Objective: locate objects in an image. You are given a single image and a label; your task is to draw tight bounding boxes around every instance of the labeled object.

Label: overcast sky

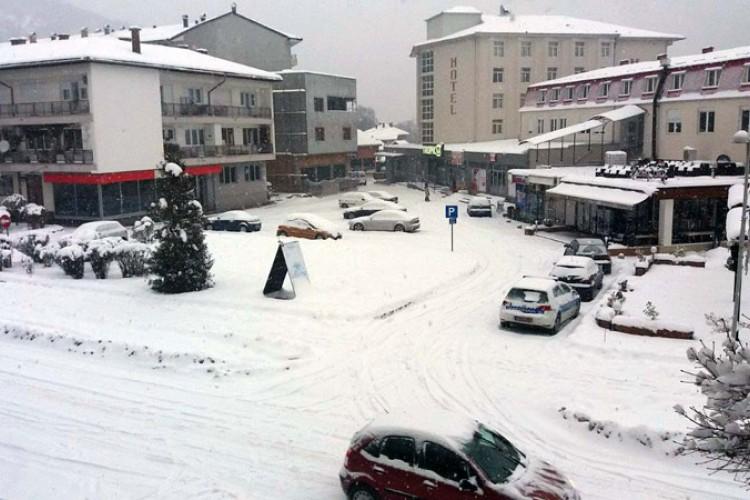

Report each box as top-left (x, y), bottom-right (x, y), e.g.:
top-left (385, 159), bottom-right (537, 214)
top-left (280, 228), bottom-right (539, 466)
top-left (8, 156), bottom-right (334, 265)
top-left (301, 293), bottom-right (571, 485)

top-left (69, 0), bottom-right (750, 122)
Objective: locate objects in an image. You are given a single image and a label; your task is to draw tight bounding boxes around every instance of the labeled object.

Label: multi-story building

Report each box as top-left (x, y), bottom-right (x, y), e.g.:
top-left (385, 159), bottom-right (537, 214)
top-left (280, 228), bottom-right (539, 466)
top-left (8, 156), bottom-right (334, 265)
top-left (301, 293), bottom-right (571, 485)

top-left (411, 5), bottom-right (683, 144)
top-left (269, 71), bottom-right (357, 193)
top-left (520, 45), bottom-right (750, 163)
top-left (0, 31), bottom-right (280, 220)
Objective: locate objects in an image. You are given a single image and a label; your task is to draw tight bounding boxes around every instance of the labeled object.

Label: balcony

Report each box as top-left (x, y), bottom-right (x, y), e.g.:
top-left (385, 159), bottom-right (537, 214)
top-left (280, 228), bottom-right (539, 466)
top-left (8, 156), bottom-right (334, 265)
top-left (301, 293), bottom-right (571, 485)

top-left (0, 149), bottom-right (94, 164)
top-left (161, 103), bottom-right (272, 120)
top-left (177, 143), bottom-right (273, 159)
top-left (0, 100), bottom-right (90, 118)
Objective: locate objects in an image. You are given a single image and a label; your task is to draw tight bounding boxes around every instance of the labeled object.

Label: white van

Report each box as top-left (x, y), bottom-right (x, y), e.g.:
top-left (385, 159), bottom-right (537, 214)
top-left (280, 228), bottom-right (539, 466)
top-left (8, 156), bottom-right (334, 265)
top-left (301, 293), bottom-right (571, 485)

top-left (339, 191), bottom-right (375, 208)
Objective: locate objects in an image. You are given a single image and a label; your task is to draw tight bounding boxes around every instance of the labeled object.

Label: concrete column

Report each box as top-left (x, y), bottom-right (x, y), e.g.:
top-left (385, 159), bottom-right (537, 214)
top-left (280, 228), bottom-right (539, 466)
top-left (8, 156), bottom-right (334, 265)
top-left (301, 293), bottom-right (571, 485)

top-left (658, 198), bottom-right (674, 247)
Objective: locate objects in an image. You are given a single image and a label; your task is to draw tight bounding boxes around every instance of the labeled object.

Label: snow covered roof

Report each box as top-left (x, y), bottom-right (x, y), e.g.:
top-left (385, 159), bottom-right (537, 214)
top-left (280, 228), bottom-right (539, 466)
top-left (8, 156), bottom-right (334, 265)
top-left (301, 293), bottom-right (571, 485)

top-left (508, 166), bottom-right (598, 179)
top-left (0, 36), bottom-right (281, 81)
top-left (357, 129), bottom-right (383, 147)
top-left (531, 45), bottom-right (750, 88)
top-left (444, 138), bottom-right (529, 155)
top-left (555, 255), bottom-right (596, 268)
top-left (364, 124), bottom-right (410, 143)
top-left (277, 69), bottom-right (356, 81)
top-left (547, 182), bottom-right (650, 208)
top-left (413, 13), bottom-right (683, 53)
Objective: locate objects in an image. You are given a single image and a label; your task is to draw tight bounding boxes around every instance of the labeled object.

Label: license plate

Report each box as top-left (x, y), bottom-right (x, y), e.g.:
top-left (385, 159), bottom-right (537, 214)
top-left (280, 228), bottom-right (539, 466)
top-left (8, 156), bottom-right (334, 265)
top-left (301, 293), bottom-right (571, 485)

top-left (514, 316), bottom-right (533, 323)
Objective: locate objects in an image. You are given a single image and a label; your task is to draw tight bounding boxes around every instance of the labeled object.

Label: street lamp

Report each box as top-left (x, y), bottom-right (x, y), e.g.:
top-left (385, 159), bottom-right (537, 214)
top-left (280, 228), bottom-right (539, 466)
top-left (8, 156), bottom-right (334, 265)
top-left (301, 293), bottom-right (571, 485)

top-left (730, 130), bottom-right (750, 340)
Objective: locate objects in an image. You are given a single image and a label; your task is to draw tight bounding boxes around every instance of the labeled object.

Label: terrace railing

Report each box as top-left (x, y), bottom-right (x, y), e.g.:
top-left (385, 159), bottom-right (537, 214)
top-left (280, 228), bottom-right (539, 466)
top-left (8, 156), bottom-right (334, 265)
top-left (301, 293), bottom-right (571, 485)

top-left (162, 103), bottom-right (272, 120)
top-left (0, 100), bottom-right (90, 118)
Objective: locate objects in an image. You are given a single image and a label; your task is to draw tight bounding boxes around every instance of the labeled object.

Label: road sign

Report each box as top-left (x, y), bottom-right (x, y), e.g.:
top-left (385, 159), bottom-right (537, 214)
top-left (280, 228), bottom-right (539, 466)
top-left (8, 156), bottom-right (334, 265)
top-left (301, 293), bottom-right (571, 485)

top-left (445, 205), bottom-right (458, 219)
top-left (0, 213), bottom-right (10, 231)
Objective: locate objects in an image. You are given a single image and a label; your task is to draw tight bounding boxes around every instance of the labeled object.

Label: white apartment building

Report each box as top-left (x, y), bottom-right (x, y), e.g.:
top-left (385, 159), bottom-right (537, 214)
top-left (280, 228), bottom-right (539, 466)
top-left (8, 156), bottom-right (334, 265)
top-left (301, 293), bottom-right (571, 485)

top-left (0, 31), bottom-right (280, 220)
top-left (411, 6), bottom-right (683, 144)
top-left (520, 45), bottom-right (750, 163)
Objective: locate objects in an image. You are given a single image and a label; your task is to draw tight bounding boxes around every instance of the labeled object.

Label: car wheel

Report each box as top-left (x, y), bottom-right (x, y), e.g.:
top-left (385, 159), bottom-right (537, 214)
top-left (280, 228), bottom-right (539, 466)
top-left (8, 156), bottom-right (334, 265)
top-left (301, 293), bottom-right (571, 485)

top-left (552, 313), bottom-right (562, 334)
top-left (394, 224), bottom-right (405, 232)
top-left (315, 234), bottom-right (325, 240)
top-left (353, 223), bottom-right (364, 231)
top-left (277, 231), bottom-right (287, 238)
top-left (239, 225), bottom-right (249, 233)
top-left (349, 485), bottom-right (378, 500)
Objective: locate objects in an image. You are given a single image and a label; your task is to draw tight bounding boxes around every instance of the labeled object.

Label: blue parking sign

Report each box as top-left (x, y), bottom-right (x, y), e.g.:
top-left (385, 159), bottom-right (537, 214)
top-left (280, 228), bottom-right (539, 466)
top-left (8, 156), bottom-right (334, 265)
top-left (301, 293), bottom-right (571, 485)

top-left (445, 205), bottom-right (458, 219)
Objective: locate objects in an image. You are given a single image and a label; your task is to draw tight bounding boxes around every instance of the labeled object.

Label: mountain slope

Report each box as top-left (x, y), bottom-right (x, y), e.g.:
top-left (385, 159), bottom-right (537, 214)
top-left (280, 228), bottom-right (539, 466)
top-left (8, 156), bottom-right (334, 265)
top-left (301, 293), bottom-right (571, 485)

top-left (0, 0), bottom-right (124, 41)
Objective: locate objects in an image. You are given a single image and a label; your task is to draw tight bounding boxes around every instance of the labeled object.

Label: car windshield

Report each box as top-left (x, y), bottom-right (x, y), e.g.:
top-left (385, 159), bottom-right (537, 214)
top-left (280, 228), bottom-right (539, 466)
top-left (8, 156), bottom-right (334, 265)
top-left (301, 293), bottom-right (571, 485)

top-left (462, 425), bottom-right (525, 484)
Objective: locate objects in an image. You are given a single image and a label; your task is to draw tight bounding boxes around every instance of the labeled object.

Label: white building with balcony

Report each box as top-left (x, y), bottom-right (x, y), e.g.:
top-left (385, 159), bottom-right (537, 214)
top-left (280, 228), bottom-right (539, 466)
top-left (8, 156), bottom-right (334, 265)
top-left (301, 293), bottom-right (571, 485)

top-left (0, 30), bottom-right (280, 220)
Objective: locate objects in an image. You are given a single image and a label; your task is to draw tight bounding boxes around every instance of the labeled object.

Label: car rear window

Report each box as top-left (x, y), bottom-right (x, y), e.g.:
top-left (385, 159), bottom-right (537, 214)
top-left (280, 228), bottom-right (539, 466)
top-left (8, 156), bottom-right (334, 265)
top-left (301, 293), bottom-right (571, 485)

top-left (579, 245), bottom-right (606, 256)
top-left (507, 288), bottom-right (548, 303)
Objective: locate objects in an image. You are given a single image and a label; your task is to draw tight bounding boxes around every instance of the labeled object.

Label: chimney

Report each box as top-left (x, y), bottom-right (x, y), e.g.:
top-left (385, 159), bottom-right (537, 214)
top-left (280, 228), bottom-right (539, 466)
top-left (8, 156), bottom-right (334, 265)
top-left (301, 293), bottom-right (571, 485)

top-left (231, 2), bottom-right (237, 14)
top-left (200, 13), bottom-right (207, 22)
top-left (80, 27), bottom-right (88, 38)
top-left (702, 46), bottom-right (714, 54)
top-left (57, 33), bottom-right (70, 40)
top-left (9, 37), bottom-right (27, 46)
top-left (50, 33), bottom-right (57, 41)
top-left (182, 14), bottom-right (189, 28)
top-left (619, 59), bottom-right (630, 65)
top-left (104, 24), bottom-right (111, 35)
top-left (29, 32), bottom-right (37, 43)
top-left (130, 27), bottom-right (142, 54)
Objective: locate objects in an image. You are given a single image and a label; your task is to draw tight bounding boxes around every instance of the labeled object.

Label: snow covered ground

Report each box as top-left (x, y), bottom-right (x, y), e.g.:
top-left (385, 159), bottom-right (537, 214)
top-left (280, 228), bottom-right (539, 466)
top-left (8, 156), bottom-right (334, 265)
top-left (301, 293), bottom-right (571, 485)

top-left (1, 183), bottom-right (747, 499)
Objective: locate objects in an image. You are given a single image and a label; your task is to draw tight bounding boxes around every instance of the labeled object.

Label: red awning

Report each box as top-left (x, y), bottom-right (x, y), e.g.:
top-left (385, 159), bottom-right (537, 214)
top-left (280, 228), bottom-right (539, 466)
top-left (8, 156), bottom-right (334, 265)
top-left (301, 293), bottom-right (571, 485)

top-left (43, 170), bottom-right (155, 185)
top-left (185, 164), bottom-right (222, 176)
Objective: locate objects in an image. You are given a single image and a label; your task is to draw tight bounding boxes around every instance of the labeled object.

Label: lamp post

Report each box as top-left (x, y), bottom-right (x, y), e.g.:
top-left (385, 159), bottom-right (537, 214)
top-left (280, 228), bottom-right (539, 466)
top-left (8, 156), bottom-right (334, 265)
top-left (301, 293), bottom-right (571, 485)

top-left (730, 130), bottom-right (750, 340)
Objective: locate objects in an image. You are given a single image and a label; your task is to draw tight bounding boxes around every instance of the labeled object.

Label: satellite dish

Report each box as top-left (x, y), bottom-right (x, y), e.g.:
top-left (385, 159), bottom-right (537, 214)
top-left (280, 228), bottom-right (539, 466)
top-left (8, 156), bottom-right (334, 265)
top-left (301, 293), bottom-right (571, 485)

top-left (0, 140), bottom-right (9, 153)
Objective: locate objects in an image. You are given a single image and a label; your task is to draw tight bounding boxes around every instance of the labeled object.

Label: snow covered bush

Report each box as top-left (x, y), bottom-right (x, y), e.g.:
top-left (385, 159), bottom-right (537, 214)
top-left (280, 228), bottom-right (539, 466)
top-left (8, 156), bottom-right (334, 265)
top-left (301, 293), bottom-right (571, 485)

top-left (56, 244), bottom-right (85, 279)
top-left (14, 233), bottom-right (49, 260)
top-left (86, 238), bottom-right (120, 279)
top-left (605, 290), bottom-right (626, 315)
top-left (1, 193), bottom-right (26, 221)
top-left (0, 234), bottom-right (11, 269)
top-left (148, 160), bottom-right (213, 293)
top-left (133, 216), bottom-right (155, 243)
top-left (36, 241), bottom-right (58, 268)
top-left (676, 314), bottom-right (750, 485)
top-left (20, 202), bottom-right (46, 228)
top-left (113, 241), bottom-right (151, 278)
top-left (643, 301), bottom-right (659, 321)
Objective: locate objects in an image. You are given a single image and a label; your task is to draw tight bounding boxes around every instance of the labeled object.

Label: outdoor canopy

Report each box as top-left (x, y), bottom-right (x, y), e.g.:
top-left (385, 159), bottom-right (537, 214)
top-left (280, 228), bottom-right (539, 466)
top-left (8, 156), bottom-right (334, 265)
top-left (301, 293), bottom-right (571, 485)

top-left (546, 182), bottom-right (650, 209)
top-left (520, 105), bottom-right (646, 146)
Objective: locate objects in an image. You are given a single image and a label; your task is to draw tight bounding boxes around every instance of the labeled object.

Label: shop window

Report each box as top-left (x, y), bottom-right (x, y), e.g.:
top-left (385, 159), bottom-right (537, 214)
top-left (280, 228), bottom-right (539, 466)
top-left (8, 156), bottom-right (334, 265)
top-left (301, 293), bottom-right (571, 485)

top-left (53, 184), bottom-right (76, 216)
top-left (102, 183), bottom-right (122, 216)
top-left (122, 181), bottom-right (140, 213)
top-left (76, 184), bottom-right (99, 217)
top-left (333, 164), bottom-right (346, 178)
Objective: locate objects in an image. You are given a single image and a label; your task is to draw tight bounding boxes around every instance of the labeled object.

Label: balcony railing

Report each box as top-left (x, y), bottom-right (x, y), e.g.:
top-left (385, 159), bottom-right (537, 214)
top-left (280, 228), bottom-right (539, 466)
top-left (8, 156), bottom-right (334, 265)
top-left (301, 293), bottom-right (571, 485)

top-left (0, 149), bottom-right (94, 164)
top-left (178, 143), bottom-right (273, 158)
top-left (0, 100), bottom-right (90, 118)
top-left (162, 102), bottom-right (272, 119)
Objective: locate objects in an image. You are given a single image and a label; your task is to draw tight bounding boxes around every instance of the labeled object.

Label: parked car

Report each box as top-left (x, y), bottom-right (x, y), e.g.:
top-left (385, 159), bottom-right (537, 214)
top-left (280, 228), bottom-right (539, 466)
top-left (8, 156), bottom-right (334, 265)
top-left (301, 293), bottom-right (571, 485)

top-left (564, 238), bottom-right (612, 274)
top-left (69, 220), bottom-right (128, 242)
top-left (467, 196), bottom-right (493, 217)
top-left (367, 190), bottom-right (399, 203)
top-left (276, 213), bottom-right (342, 240)
top-left (340, 412), bottom-right (580, 500)
top-left (499, 276), bottom-right (580, 333)
top-left (349, 210), bottom-right (420, 233)
top-left (550, 256), bottom-right (603, 301)
top-left (343, 200), bottom-right (406, 219)
top-left (350, 171), bottom-right (368, 186)
top-left (339, 191), bottom-right (375, 208)
top-left (205, 210), bottom-right (261, 232)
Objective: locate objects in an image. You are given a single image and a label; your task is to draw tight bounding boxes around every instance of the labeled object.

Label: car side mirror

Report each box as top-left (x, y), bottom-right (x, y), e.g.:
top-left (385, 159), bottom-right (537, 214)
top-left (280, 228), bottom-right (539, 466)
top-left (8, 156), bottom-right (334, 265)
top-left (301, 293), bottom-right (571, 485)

top-left (459, 479), bottom-right (478, 492)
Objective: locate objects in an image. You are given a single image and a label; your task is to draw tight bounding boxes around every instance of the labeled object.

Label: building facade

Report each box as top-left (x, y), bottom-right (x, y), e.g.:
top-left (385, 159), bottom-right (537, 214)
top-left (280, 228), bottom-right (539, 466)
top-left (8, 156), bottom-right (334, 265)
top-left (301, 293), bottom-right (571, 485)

top-left (520, 46), bottom-right (750, 163)
top-left (269, 71), bottom-right (358, 194)
top-left (411, 6), bottom-right (682, 144)
top-left (0, 33), bottom-right (279, 220)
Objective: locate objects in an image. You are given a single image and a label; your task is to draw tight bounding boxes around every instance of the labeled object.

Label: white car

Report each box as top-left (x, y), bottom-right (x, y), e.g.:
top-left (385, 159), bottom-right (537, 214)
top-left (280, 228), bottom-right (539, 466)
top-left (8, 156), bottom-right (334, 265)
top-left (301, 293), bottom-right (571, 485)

top-left (69, 220), bottom-right (128, 242)
top-left (349, 210), bottom-right (420, 232)
top-left (342, 200), bottom-right (406, 219)
top-left (550, 256), bottom-right (603, 302)
top-left (499, 277), bottom-right (580, 333)
top-left (467, 196), bottom-right (493, 217)
top-left (367, 190), bottom-right (399, 203)
top-left (338, 191), bottom-right (375, 208)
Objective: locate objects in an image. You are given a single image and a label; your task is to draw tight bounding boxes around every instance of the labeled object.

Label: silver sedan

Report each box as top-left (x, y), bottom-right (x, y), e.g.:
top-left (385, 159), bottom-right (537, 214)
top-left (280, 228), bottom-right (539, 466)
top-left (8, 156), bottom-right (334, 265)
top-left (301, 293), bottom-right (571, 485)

top-left (348, 210), bottom-right (420, 232)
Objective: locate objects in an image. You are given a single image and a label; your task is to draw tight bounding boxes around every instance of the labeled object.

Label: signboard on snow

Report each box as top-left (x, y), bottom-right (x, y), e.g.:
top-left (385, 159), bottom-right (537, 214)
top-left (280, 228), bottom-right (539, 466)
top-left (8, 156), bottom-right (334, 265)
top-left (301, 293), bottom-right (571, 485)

top-left (263, 241), bottom-right (311, 299)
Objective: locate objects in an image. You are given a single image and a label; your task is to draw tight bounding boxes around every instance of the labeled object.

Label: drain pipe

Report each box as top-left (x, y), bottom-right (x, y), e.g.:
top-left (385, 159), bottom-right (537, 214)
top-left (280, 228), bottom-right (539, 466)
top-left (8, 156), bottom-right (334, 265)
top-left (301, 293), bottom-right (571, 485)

top-left (207, 74), bottom-right (227, 112)
top-left (651, 54), bottom-right (670, 160)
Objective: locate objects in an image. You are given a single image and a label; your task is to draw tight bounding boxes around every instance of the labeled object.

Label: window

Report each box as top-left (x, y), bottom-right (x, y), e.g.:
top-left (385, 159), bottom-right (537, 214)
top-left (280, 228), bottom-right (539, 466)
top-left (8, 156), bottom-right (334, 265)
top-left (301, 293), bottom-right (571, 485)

top-left (667, 110), bottom-right (682, 133)
top-left (520, 93), bottom-right (525, 106)
top-left (219, 166), bottom-right (238, 184)
top-left (620, 79), bottom-right (633, 96)
top-left (574, 67), bottom-right (585, 74)
top-left (492, 68), bottom-right (504, 83)
top-left (547, 67), bottom-right (557, 81)
top-left (493, 40), bottom-right (504, 57)
top-left (536, 119), bottom-right (545, 134)
top-left (601, 42), bottom-right (611, 58)
top-left (421, 99), bottom-right (434, 120)
top-left (520, 67), bottom-right (531, 83)
top-left (699, 111), bottom-right (715, 133)
top-left (537, 89), bottom-right (547, 104)
top-left (550, 118), bottom-right (558, 132)
top-left (643, 76), bottom-right (658, 94)
top-left (380, 436), bottom-right (416, 466)
top-left (343, 127), bottom-right (352, 140)
top-left (221, 127), bottom-right (235, 145)
top-left (521, 41), bottom-right (532, 57)
top-left (492, 93), bottom-right (504, 109)
top-left (187, 88), bottom-right (203, 104)
top-left (242, 127), bottom-right (259, 145)
top-left (492, 119), bottom-right (503, 135)
top-left (240, 91), bottom-right (256, 108)
top-left (598, 82), bottom-right (610, 98)
top-left (327, 96), bottom-right (353, 111)
top-left (421, 442), bottom-right (471, 483)
top-left (314, 127), bottom-right (325, 141)
top-left (422, 122), bottom-right (434, 143)
top-left (574, 41), bottom-right (585, 57)
top-left (563, 87), bottom-right (574, 101)
top-left (550, 88), bottom-right (560, 102)
top-left (560, 118), bottom-right (567, 128)
top-left (548, 41), bottom-right (558, 57)
top-left (743, 65), bottom-right (750, 85)
top-left (579, 84), bottom-right (590, 99)
top-left (162, 128), bottom-right (175, 142)
top-left (742, 109), bottom-right (750, 131)
top-left (671, 72), bottom-right (685, 91)
top-left (704, 68), bottom-right (721, 88)
top-left (244, 164), bottom-right (263, 182)
top-left (184, 128), bottom-right (205, 146)
top-left (314, 97), bottom-right (324, 112)
top-left (421, 51), bottom-right (434, 73)
top-left (421, 75), bottom-right (434, 97)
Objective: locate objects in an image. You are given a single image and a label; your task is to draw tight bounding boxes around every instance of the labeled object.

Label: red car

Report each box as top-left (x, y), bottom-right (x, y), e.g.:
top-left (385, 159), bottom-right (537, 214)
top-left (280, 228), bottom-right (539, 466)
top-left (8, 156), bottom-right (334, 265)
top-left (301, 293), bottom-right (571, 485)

top-left (340, 413), bottom-right (580, 500)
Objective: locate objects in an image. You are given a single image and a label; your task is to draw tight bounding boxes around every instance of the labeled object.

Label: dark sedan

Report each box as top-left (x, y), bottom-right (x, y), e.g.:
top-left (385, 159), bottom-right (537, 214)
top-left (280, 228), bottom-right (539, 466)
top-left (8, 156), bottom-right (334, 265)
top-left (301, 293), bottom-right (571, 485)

top-left (564, 238), bottom-right (612, 274)
top-left (206, 210), bottom-right (262, 232)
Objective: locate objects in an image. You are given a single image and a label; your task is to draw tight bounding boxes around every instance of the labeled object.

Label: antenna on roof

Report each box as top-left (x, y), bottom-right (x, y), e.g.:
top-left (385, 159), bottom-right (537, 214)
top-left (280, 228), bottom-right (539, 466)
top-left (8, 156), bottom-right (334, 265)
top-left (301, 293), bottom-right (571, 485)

top-left (231, 2), bottom-right (237, 14)
top-left (200, 13), bottom-right (207, 22)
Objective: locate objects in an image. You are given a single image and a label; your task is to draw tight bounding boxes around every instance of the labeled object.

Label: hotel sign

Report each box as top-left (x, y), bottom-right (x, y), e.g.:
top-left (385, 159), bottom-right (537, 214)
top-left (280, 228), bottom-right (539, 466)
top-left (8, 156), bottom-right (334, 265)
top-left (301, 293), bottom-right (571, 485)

top-left (449, 57), bottom-right (458, 115)
top-left (423, 143), bottom-right (444, 157)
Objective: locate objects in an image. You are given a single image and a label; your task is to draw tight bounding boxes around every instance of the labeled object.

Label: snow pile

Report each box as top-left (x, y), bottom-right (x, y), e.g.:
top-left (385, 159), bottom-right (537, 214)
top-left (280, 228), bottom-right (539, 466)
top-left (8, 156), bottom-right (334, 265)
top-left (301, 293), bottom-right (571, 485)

top-left (164, 162), bottom-right (183, 177)
top-left (727, 183), bottom-right (748, 209)
top-left (726, 207), bottom-right (748, 241)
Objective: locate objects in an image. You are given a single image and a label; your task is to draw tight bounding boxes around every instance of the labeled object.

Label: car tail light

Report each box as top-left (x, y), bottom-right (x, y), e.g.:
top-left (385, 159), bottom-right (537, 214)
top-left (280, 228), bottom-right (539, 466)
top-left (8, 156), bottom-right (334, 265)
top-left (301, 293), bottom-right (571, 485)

top-left (540, 304), bottom-right (552, 312)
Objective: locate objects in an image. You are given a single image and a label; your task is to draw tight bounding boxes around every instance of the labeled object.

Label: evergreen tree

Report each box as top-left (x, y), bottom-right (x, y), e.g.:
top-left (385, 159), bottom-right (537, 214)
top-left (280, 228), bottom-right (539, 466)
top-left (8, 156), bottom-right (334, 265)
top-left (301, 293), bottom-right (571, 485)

top-left (148, 160), bottom-right (213, 293)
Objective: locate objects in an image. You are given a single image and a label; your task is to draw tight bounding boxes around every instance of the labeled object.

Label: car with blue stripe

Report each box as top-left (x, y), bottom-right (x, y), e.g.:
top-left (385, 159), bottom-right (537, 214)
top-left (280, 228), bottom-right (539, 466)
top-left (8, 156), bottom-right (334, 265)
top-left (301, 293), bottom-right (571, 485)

top-left (499, 277), bottom-right (580, 334)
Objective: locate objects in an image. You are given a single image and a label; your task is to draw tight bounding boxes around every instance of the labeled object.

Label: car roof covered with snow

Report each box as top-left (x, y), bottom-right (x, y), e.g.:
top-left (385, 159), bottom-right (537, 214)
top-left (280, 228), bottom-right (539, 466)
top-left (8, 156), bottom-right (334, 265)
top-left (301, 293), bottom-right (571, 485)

top-left (554, 256), bottom-right (595, 268)
top-left (469, 196), bottom-right (492, 206)
top-left (370, 209), bottom-right (411, 219)
top-left (368, 190), bottom-right (394, 197)
top-left (213, 210), bottom-right (260, 221)
top-left (361, 411), bottom-right (480, 449)
top-left (511, 276), bottom-right (558, 292)
top-left (287, 213), bottom-right (339, 233)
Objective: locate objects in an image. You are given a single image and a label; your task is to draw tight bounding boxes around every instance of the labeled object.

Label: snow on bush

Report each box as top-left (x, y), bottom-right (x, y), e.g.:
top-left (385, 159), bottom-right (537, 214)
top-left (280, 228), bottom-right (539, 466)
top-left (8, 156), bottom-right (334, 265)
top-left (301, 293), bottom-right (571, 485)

top-left (56, 244), bottom-right (85, 279)
top-left (132, 216), bottom-right (155, 243)
top-left (643, 301), bottom-right (659, 321)
top-left (677, 314), bottom-right (750, 486)
top-left (1, 193), bottom-right (26, 212)
top-left (20, 203), bottom-right (44, 217)
top-left (113, 241), bottom-right (151, 278)
top-left (85, 237), bottom-right (121, 279)
top-left (163, 161), bottom-right (183, 177)
top-left (596, 306), bottom-right (617, 323)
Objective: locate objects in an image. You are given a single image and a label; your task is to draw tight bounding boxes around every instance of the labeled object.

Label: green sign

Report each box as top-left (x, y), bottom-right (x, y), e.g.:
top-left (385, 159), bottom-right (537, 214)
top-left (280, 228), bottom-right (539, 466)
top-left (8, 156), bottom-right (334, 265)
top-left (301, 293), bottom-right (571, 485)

top-left (423, 143), bottom-right (444, 157)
